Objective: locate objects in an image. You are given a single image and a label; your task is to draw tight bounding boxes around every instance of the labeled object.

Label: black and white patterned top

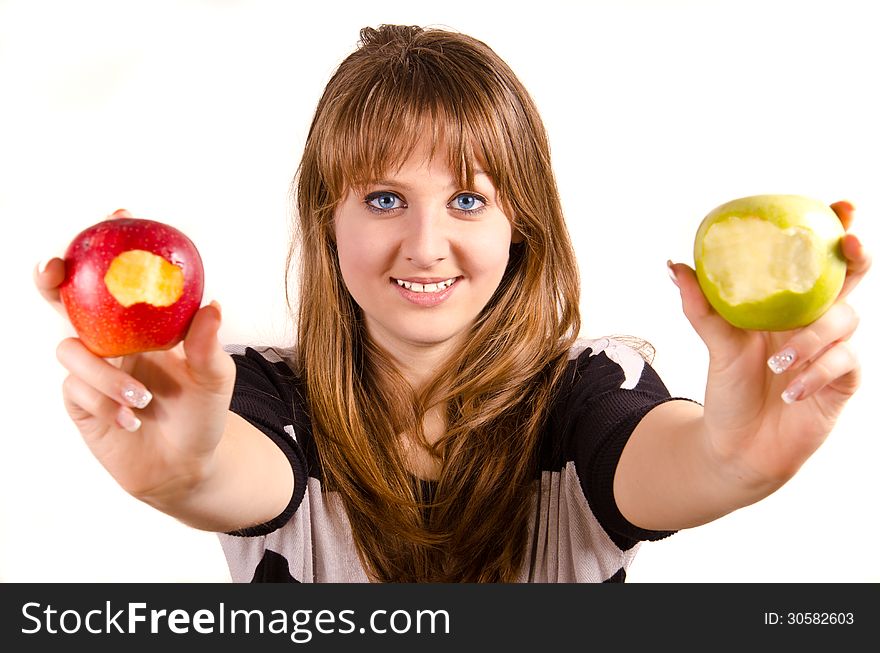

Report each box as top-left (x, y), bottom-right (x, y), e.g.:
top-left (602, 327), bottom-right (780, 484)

top-left (217, 338), bottom-right (681, 583)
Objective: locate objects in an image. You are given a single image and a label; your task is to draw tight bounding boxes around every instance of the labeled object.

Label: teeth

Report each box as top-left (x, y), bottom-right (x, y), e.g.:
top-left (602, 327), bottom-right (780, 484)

top-left (395, 277), bottom-right (456, 293)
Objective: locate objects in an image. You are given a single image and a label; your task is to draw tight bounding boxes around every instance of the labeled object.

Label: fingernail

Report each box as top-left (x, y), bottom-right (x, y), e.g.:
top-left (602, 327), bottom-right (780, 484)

top-left (781, 378), bottom-right (806, 404)
top-left (767, 347), bottom-right (797, 374)
top-left (209, 299), bottom-right (222, 316)
top-left (666, 260), bottom-right (679, 288)
top-left (37, 259), bottom-right (51, 275)
top-left (847, 233), bottom-right (862, 250)
top-left (121, 383), bottom-right (152, 409)
top-left (117, 406), bottom-right (142, 432)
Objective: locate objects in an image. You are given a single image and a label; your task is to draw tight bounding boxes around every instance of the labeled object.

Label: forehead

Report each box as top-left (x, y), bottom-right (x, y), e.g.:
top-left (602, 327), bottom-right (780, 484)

top-left (323, 107), bottom-right (494, 199)
top-left (364, 139), bottom-right (491, 187)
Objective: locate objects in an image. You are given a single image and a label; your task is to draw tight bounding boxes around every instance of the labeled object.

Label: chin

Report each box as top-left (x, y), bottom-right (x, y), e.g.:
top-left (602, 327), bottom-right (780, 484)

top-left (404, 330), bottom-right (467, 348)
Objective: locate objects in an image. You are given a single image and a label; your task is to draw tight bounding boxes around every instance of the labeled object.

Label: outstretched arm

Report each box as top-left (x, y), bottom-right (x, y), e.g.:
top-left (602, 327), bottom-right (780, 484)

top-left (36, 215), bottom-right (293, 533)
top-left (614, 201), bottom-right (871, 531)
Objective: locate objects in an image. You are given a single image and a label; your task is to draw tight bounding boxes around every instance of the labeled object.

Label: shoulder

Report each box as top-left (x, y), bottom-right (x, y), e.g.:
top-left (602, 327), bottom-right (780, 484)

top-left (541, 336), bottom-right (671, 465)
top-left (562, 336), bottom-right (667, 400)
top-left (224, 344), bottom-right (302, 400)
top-left (222, 344), bottom-right (310, 439)
top-left (222, 345), bottom-right (314, 538)
top-left (540, 335), bottom-right (673, 479)
top-left (544, 337), bottom-right (678, 546)
top-left (567, 337), bottom-right (650, 390)
top-left (224, 343), bottom-right (299, 374)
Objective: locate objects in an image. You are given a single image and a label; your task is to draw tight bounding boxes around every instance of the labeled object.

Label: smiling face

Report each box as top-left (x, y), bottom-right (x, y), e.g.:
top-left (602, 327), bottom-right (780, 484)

top-left (333, 142), bottom-right (515, 360)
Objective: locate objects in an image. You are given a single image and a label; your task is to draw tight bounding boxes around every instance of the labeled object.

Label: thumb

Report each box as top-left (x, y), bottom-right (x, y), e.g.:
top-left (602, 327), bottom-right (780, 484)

top-left (667, 261), bottom-right (740, 353)
top-left (183, 300), bottom-right (235, 390)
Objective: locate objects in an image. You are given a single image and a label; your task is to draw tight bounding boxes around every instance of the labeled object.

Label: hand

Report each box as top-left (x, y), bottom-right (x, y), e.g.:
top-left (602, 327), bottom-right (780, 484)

top-left (668, 200), bottom-right (871, 487)
top-left (34, 210), bottom-right (236, 503)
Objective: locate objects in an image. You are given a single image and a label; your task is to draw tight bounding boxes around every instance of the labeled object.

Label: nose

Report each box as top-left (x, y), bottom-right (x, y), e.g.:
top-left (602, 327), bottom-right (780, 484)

top-left (401, 207), bottom-right (449, 268)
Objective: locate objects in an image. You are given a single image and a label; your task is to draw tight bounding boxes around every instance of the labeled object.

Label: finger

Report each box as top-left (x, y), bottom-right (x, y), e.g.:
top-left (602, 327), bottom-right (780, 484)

top-left (56, 338), bottom-right (153, 410)
top-left (667, 261), bottom-right (741, 355)
top-left (830, 200), bottom-right (855, 231)
top-left (779, 340), bottom-right (859, 405)
top-left (183, 301), bottom-right (235, 392)
top-left (766, 302), bottom-right (859, 375)
top-left (33, 257), bottom-right (68, 317)
top-left (107, 208), bottom-right (134, 219)
top-left (838, 233), bottom-right (872, 301)
top-left (62, 374), bottom-right (142, 434)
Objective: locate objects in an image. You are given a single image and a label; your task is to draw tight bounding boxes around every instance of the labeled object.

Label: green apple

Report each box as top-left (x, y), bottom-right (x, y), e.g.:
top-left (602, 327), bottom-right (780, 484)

top-left (693, 194), bottom-right (846, 331)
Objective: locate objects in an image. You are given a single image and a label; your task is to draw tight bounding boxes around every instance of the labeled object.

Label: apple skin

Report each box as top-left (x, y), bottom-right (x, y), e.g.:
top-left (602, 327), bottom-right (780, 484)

top-left (693, 195), bottom-right (846, 331)
top-left (59, 217), bottom-right (205, 357)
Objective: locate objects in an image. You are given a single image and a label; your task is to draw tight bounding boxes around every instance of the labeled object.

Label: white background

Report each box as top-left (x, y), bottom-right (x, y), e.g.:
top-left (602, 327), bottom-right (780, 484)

top-left (1, 0), bottom-right (877, 583)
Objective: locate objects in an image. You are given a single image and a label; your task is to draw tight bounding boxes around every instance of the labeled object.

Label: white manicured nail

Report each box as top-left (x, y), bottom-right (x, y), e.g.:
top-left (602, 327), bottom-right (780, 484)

top-left (117, 407), bottom-right (142, 432)
top-left (666, 260), bottom-right (679, 288)
top-left (121, 383), bottom-right (152, 409)
top-left (781, 379), bottom-right (806, 404)
top-left (768, 348), bottom-right (797, 374)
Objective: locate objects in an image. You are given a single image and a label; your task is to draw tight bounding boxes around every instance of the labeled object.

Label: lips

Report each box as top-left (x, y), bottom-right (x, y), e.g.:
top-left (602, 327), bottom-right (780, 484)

top-left (390, 276), bottom-right (461, 306)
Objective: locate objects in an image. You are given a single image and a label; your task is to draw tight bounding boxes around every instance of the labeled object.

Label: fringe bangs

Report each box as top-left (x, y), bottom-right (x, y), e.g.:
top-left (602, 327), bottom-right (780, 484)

top-left (313, 48), bottom-right (521, 207)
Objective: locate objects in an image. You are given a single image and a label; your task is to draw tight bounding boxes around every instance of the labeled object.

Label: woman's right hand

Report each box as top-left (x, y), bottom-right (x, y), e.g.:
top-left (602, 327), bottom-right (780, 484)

top-left (34, 248), bottom-right (237, 509)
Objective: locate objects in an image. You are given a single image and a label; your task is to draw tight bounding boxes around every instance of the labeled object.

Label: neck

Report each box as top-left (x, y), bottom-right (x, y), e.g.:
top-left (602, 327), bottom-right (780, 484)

top-left (365, 328), bottom-right (460, 479)
top-left (375, 337), bottom-right (460, 391)
top-left (364, 322), bottom-right (467, 391)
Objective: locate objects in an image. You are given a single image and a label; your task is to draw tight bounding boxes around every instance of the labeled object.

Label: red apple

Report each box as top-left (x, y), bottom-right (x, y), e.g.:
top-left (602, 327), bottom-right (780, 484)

top-left (59, 214), bottom-right (204, 357)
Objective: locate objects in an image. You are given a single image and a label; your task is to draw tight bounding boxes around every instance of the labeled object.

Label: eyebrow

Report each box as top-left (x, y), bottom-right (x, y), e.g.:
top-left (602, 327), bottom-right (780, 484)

top-left (372, 170), bottom-right (489, 191)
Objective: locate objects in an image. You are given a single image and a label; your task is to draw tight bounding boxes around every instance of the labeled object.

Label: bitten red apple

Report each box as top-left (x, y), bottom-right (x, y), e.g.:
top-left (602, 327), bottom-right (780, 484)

top-left (59, 213), bottom-right (204, 357)
top-left (693, 194), bottom-right (846, 331)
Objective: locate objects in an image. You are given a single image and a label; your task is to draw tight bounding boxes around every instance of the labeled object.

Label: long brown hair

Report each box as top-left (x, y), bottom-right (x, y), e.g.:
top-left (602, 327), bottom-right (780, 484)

top-left (288, 25), bottom-right (581, 582)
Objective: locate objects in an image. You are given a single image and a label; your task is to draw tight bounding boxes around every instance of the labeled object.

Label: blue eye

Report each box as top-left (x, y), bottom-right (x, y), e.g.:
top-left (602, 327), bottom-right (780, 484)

top-left (451, 193), bottom-right (485, 212)
top-left (365, 192), bottom-right (404, 212)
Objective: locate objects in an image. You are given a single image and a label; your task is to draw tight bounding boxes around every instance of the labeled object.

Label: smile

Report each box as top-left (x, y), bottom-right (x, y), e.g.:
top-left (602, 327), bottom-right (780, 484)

top-left (393, 277), bottom-right (459, 293)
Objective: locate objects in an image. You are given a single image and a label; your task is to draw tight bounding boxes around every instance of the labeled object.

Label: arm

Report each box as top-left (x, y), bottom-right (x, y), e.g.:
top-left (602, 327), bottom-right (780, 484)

top-left (614, 202), bottom-right (870, 531)
top-left (614, 399), bottom-right (779, 530)
top-left (136, 410), bottom-right (294, 533)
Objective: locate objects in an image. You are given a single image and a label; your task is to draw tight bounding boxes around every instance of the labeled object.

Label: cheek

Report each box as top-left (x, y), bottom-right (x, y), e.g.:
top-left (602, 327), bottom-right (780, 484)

top-left (335, 239), bottom-right (363, 278)
top-left (335, 227), bottom-right (392, 287)
top-left (464, 225), bottom-right (513, 281)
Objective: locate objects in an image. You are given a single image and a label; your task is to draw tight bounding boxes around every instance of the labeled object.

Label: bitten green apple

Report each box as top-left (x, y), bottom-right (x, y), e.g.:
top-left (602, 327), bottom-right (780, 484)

top-left (693, 194), bottom-right (846, 331)
top-left (59, 214), bottom-right (204, 357)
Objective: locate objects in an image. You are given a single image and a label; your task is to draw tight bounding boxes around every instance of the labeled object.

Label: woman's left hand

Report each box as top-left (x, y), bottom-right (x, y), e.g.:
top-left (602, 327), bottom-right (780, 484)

top-left (668, 201), bottom-right (872, 488)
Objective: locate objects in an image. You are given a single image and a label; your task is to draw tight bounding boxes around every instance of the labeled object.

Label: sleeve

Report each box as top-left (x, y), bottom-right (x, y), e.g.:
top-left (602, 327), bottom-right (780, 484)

top-left (222, 346), bottom-right (309, 537)
top-left (564, 339), bottom-right (696, 549)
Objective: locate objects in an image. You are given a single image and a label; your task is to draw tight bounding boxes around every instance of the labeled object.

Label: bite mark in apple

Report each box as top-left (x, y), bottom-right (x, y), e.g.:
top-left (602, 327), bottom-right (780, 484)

top-left (701, 217), bottom-right (821, 304)
top-left (104, 249), bottom-right (185, 308)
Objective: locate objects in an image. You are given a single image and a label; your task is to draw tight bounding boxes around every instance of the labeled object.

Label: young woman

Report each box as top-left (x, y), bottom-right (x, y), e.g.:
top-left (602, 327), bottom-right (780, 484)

top-left (35, 25), bottom-right (870, 582)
